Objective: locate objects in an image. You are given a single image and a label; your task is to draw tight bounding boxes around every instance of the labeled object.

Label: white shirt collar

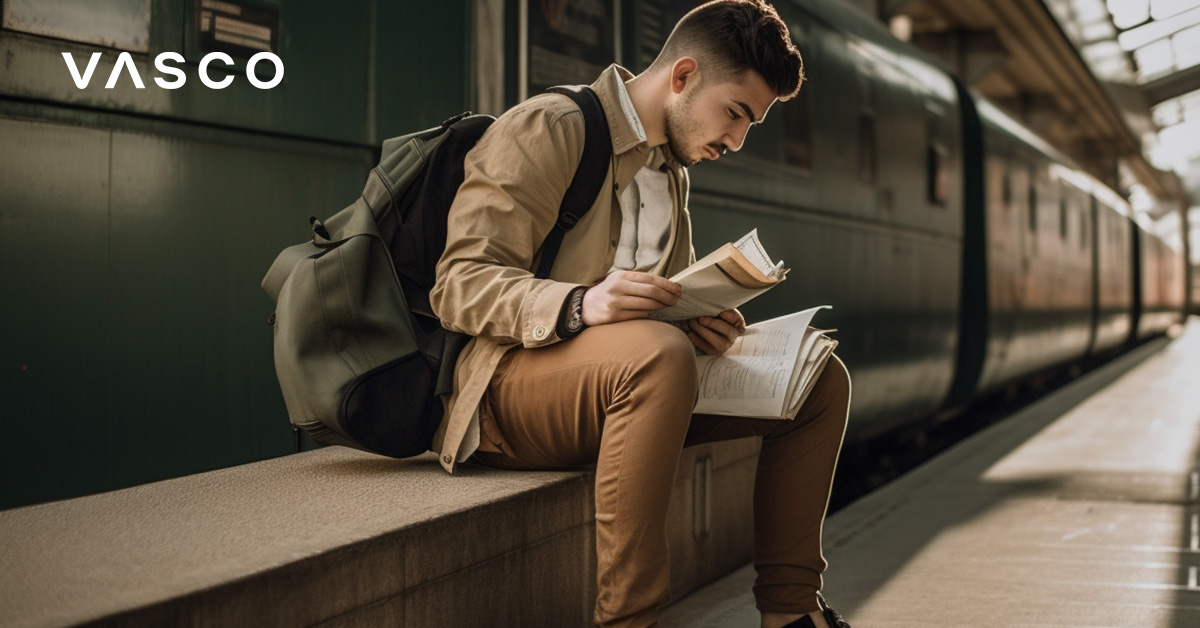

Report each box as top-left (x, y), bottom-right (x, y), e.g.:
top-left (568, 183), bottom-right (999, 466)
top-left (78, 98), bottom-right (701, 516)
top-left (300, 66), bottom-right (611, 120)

top-left (612, 67), bottom-right (647, 144)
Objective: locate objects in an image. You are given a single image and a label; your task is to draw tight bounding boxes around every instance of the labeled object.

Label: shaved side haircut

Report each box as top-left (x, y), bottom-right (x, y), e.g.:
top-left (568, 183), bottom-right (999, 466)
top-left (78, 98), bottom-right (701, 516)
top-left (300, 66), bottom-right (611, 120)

top-left (650, 0), bottom-right (804, 101)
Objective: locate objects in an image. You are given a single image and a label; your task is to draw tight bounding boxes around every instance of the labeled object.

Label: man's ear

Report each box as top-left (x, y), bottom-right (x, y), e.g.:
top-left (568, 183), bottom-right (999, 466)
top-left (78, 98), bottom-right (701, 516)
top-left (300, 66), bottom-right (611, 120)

top-left (670, 57), bottom-right (699, 95)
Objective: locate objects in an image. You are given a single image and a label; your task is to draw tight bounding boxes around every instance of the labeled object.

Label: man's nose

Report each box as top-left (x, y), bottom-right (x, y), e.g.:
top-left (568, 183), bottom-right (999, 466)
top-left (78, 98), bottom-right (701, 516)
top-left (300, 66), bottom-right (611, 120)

top-left (723, 122), bottom-right (751, 153)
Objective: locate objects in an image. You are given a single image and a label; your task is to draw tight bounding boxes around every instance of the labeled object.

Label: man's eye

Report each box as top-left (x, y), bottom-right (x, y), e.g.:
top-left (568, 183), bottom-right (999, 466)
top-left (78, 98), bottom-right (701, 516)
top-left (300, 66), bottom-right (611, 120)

top-left (728, 108), bottom-right (740, 120)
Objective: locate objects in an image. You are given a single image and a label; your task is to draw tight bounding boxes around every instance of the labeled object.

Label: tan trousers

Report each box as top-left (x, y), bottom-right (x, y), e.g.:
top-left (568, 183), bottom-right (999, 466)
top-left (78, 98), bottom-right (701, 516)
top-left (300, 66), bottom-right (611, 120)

top-left (471, 319), bottom-right (851, 628)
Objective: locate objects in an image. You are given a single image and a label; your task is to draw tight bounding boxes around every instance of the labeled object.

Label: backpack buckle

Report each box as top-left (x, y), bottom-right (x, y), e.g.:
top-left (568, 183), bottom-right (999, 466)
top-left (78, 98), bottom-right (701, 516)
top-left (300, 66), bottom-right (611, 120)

top-left (558, 211), bottom-right (580, 229)
top-left (309, 216), bottom-right (331, 241)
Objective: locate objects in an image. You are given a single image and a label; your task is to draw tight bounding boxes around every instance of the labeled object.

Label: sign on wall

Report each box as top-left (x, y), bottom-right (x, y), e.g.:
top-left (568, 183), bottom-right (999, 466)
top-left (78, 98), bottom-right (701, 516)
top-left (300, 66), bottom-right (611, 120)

top-left (522, 0), bottom-right (617, 100)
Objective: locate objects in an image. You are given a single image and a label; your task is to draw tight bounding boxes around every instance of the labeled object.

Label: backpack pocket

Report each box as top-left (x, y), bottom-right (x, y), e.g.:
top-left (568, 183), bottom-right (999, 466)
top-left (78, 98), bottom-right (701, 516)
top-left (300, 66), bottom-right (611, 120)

top-left (338, 353), bottom-right (441, 458)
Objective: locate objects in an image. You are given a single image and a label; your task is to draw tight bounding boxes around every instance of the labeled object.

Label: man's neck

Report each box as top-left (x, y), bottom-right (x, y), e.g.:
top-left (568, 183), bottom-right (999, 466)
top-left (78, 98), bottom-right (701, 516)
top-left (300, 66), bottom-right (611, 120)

top-left (624, 71), bottom-right (667, 147)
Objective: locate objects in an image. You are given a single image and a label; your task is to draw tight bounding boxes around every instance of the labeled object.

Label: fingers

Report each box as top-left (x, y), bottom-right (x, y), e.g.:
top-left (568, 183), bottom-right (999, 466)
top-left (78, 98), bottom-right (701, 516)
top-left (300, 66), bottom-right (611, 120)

top-left (615, 276), bottom-right (680, 308)
top-left (688, 316), bottom-right (737, 355)
top-left (687, 329), bottom-right (719, 355)
top-left (718, 309), bottom-right (746, 333)
top-left (697, 315), bottom-right (739, 341)
top-left (582, 271), bottom-right (683, 326)
top-left (619, 270), bottom-right (682, 293)
top-left (688, 311), bottom-right (744, 355)
top-left (617, 271), bottom-right (681, 306)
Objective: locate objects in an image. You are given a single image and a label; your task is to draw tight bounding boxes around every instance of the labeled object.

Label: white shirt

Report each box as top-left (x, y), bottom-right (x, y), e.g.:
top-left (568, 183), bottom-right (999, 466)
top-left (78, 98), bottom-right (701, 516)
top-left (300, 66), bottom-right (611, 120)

top-left (611, 69), bottom-right (671, 273)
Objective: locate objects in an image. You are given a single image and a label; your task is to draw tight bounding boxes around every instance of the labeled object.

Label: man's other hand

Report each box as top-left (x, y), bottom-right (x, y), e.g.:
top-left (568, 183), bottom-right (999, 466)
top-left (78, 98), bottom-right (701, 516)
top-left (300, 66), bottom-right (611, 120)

top-left (687, 309), bottom-right (745, 355)
top-left (581, 271), bottom-right (681, 326)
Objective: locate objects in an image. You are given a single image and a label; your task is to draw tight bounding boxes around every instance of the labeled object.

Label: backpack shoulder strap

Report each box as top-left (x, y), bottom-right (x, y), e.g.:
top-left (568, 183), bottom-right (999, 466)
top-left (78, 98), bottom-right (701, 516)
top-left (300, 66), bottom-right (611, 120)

top-left (535, 85), bottom-right (613, 279)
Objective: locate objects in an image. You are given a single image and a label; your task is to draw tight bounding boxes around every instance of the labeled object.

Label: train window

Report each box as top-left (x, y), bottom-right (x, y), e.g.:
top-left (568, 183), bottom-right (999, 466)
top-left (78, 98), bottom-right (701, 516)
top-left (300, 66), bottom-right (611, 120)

top-left (783, 75), bottom-right (813, 172)
top-left (1028, 183), bottom-right (1038, 232)
top-left (1080, 208), bottom-right (1088, 248)
top-left (858, 112), bottom-right (876, 184)
top-left (1059, 199), bottom-right (1068, 240)
top-left (927, 145), bottom-right (947, 205)
top-left (925, 111), bottom-right (947, 206)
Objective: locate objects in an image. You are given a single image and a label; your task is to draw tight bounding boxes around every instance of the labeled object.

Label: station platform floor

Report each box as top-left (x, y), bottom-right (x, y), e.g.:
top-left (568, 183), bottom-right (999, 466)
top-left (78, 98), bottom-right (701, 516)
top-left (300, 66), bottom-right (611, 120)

top-left (662, 317), bottom-right (1200, 628)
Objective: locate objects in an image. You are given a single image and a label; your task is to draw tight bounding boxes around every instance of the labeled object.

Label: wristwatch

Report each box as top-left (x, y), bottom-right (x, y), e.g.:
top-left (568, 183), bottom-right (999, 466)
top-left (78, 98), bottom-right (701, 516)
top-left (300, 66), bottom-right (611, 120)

top-left (557, 286), bottom-right (589, 339)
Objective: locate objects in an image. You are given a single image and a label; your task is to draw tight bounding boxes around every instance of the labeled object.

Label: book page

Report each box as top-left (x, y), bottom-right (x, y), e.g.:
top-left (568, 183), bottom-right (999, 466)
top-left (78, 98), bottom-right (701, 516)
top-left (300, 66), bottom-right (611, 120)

top-left (649, 264), bottom-right (773, 321)
top-left (783, 326), bottom-right (830, 402)
top-left (693, 306), bottom-right (829, 418)
top-left (733, 229), bottom-right (786, 279)
top-left (650, 231), bottom-right (784, 321)
top-left (785, 335), bottom-right (838, 418)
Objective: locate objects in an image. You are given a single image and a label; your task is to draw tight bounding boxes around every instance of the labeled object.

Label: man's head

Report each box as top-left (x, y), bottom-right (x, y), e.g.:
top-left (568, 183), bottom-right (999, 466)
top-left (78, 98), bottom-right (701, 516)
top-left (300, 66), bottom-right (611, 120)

top-left (646, 0), bottom-right (804, 166)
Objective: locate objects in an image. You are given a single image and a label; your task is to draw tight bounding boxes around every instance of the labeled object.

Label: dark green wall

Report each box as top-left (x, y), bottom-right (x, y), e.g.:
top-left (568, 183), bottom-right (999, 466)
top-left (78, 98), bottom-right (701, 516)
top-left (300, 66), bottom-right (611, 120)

top-left (0, 0), bottom-right (468, 509)
top-left (374, 0), bottom-right (471, 140)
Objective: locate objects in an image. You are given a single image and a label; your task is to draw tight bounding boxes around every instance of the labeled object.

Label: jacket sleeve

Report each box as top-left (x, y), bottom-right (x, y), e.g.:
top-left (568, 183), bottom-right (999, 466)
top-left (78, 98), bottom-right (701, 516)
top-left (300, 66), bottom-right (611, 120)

top-left (430, 98), bottom-right (587, 348)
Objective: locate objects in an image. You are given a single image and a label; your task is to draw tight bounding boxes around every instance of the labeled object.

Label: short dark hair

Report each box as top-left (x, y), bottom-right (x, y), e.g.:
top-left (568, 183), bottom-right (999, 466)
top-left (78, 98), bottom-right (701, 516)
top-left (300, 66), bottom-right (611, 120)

top-left (651, 0), bottom-right (804, 101)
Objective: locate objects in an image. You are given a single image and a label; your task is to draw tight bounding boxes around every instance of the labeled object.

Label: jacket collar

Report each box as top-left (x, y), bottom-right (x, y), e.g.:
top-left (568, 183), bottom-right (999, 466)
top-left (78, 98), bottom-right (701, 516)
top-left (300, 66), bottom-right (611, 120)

top-left (591, 65), bottom-right (652, 157)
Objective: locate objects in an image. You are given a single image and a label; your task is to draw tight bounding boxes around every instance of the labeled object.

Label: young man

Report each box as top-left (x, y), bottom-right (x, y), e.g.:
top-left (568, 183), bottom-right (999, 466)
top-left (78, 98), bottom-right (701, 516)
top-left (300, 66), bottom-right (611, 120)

top-left (431, 1), bottom-right (852, 627)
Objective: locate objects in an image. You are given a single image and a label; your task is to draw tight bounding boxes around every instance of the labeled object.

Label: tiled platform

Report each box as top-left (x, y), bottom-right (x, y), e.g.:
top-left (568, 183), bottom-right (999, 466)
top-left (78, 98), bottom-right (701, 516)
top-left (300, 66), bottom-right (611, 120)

top-left (664, 318), bottom-right (1200, 628)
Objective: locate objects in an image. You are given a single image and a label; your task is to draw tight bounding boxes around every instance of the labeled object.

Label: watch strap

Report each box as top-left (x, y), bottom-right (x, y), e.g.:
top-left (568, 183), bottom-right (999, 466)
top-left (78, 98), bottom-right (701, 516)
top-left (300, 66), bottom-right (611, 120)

top-left (556, 286), bottom-right (589, 339)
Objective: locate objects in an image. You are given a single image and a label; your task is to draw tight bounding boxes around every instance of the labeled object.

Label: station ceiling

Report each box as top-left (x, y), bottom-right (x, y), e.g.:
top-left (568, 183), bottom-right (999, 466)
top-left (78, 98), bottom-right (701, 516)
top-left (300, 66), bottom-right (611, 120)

top-left (1049, 0), bottom-right (1200, 226)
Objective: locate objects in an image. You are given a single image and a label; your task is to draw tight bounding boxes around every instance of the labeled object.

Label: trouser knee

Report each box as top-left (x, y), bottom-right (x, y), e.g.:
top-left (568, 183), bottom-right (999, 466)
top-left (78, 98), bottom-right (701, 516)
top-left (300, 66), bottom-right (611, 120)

top-left (610, 319), bottom-right (698, 409)
top-left (816, 354), bottom-right (851, 432)
top-left (779, 353), bottom-right (850, 436)
top-left (823, 354), bottom-right (851, 409)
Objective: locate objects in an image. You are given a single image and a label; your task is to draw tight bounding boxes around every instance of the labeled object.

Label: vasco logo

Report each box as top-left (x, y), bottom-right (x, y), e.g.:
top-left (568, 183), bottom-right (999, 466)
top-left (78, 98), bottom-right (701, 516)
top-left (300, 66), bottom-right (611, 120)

top-left (61, 51), bottom-right (284, 90)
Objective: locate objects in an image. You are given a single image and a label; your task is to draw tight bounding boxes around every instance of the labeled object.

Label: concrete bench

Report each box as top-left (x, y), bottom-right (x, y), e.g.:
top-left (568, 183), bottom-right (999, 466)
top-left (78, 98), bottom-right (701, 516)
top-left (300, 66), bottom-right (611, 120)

top-left (0, 439), bottom-right (761, 627)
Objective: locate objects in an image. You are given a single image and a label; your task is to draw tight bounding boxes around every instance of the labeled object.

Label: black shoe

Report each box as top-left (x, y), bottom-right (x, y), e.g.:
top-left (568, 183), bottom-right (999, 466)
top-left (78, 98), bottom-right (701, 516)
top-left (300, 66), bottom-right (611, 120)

top-left (780, 592), bottom-right (851, 628)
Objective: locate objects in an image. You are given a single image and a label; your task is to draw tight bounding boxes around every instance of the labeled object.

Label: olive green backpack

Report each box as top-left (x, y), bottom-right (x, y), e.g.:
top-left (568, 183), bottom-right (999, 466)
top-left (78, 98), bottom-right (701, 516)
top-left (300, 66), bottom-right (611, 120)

top-left (261, 86), bottom-right (611, 458)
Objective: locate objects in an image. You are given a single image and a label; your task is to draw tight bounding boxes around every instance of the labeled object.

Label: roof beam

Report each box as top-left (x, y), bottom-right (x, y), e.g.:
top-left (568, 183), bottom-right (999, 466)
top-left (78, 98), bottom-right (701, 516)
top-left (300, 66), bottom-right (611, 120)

top-left (910, 29), bottom-right (1007, 85)
top-left (1141, 62), bottom-right (1200, 107)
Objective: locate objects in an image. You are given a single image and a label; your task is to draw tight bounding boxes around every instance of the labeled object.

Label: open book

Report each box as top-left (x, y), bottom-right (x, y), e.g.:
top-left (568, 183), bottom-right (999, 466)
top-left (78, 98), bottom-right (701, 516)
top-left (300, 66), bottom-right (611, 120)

top-left (695, 306), bottom-right (837, 420)
top-left (649, 229), bottom-right (786, 321)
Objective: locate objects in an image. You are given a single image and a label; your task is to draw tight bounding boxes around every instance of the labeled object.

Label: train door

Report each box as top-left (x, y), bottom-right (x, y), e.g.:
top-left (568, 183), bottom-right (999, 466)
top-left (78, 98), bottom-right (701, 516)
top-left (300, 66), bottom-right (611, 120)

top-left (1129, 216), bottom-right (1143, 341)
top-left (1058, 177), bottom-right (1093, 359)
top-left (982, 146), bottom-right (1023, 386)
top-left (1087, 194), bottom-right (1101, 355)
top-left (1021, 164), bottom-right (1041, 312)
top-left (1015, 160), bottom-right (1036, 358)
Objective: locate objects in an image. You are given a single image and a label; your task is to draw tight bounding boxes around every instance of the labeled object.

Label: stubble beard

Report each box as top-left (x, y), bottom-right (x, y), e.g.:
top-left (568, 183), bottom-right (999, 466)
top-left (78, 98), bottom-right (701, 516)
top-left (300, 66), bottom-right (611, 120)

top-left (664, 92), bottom-right (699, 167)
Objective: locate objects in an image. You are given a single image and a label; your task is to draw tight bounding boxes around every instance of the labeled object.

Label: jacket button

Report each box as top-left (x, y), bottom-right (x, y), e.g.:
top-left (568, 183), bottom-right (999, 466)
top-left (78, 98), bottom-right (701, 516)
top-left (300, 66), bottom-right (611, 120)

top-left (533, 325), bottom-right (548, 339)
top-left (443, 454), bottom-right (452, 464)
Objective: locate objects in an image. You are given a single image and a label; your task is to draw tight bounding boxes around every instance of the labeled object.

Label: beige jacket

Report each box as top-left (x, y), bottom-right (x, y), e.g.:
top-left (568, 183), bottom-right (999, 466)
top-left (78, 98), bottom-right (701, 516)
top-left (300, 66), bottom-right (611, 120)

top-left (429, 65), bottom-right (696, 472)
